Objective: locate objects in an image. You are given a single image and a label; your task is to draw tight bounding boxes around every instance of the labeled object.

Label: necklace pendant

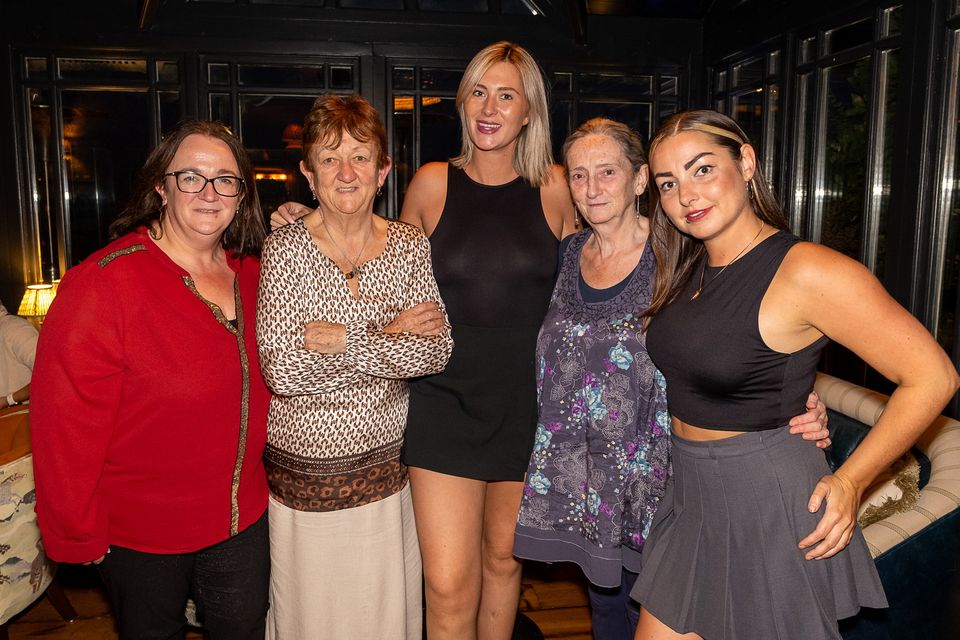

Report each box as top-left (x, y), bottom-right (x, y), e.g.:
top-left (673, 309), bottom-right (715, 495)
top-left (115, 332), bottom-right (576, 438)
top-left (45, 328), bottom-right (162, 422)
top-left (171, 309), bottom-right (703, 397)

top-left (345, 268), bottom-right (357, 279)
top-left (690, 288), bottom-right (702, 301)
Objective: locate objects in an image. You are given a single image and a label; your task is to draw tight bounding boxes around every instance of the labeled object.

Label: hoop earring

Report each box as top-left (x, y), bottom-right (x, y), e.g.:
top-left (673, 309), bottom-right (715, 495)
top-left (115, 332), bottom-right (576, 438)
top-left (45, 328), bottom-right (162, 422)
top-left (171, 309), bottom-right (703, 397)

top-left (149, 204), bottom-right (166, 241)
top-left (746, 180), bottom-right (755, 201)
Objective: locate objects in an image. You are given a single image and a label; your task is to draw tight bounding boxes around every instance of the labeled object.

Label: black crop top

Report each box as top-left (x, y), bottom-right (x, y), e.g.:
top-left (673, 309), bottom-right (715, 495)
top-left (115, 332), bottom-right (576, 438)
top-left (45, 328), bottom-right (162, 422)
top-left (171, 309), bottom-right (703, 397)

top-left (646, 231), bottom-right (828, 432)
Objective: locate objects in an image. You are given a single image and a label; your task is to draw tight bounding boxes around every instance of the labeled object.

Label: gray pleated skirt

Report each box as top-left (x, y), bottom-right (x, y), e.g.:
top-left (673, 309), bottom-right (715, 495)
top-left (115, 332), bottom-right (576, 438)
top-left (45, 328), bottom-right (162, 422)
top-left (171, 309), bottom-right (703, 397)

top-left (630, 427), bottom-right (887, 640)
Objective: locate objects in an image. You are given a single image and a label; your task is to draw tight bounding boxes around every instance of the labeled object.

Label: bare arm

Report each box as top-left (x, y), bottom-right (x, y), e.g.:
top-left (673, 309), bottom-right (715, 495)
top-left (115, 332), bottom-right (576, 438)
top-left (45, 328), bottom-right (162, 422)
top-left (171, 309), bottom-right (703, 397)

top-left (399, 162), bottom-right (447, 236)
top-left (778, 243), bottom-right (959, 559)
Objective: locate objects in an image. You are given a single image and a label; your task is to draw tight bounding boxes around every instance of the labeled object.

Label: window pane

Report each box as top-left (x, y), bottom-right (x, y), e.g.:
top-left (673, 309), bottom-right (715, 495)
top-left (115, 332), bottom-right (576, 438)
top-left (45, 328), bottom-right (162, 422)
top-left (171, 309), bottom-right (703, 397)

top-left (330, 65), bottom-right (354, 90)
top-left (659, 75), bottom-right (679, 96)
top-left (338, 0), bottom-right (404, 7)
top-left (764, 84), bottom-right (781, 182)
top-left (552, 72), bottom-right (572, 93)
top-left (239, 94), bottom-right (316, 216)
top-left (873, 50), bottom-right (899, 279)
top-left (420, 68), bottom-right (462, 92)
top-left (238, 64), bottom-right (325, 88)
top-left (158, 91), bottom-right (182, 135)
top-left (25, 57), bottom-right (48, 79)
top-left (826, 18), bottom-right (873, 54)
top-left (392, 95), bottom-right (415, 210)
top-left (768, 51), bottom-right (781, 76)
top-left (792, 72), bottom-right (814, 234)
top-left (419, 0), bottom-right (488, 11)
top-left (579, 73), bottom-right (653, 96)
top-left (732, 57), bottom-right (763, 89)
top-left (715, 70), bottom-right (727, 92)
top-left (58, 57), bottom-right (148, 82)
top-left (209, 93), bottom-right (232, 126)
top-left (580, 102), bottom-right (652, 142)
top-left (820, 56), bottom-right (872, 259)
top-left (62, 89), bottom-right (151, 266)
top-left (882, 5), bottom-right (903, 37)
top-left (937, 31), bottom-right (960, 376)
top-left (393, 67), bottom-right (415, 90)
top-left (731, 90), bottom-right (764, 148)
top-left (550, 99), bottom-right (571, 162)
top-left (157, 60), bottom-right (179, 83)
top-left (420, 97), bottom-right (460, 164)
top-left (799, 37), bottom-right (816, 64)
top-left (28, 88), bottom-right (57, 280)
top-left (502, 0), bottom-right (541, 14)
top-left (208, 63), bottom-right (231, 85)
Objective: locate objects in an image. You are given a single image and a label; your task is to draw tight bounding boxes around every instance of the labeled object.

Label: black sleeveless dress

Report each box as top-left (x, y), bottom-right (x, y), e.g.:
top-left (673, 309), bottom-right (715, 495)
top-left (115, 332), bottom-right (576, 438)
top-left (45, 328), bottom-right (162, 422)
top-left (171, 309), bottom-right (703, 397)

top-left (402, 164), bottom-right (558, 481)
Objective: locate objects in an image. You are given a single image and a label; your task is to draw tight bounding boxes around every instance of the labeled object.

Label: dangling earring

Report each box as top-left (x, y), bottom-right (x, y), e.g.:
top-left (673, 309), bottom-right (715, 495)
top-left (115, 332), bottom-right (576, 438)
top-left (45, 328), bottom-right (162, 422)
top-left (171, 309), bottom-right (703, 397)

top-left (376, 184), bottom-right (383, 197)
top-left (310, 188), bottom-right (318, 203)
top-left (746, 180), bottom-right (755, 201)
top-left (574, 206), bottom-right (582, 229)
top-left (149, 203), bottom-right (166, 241)
top-left (635, 194), bottom-right (642, 220)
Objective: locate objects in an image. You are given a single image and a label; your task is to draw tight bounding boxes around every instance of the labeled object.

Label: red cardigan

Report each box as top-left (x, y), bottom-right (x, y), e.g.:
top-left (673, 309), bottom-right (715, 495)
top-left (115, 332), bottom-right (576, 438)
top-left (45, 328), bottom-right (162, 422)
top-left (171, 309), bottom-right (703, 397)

top-left (31, 230), bottom-right (269, 563)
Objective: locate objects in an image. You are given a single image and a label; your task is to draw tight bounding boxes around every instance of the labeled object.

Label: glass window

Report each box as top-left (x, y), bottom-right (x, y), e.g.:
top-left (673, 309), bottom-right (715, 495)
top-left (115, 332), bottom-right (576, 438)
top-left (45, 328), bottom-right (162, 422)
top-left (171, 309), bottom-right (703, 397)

top-left (768, 50), bottom-right (781, 76)
top-left (799, 37), bottom-right (817, 64)
top-left (580, 102), bottom-right (653, 141)
top-left (871, 49), bottom-right (899, 278)
top-left (25, 57), bottom-right (48, 79)
top-left (936, 30), bottom-right (960, 372)
top-left (579, 73), bottom-right (653, 96)
top-left (61, 89), bottom-right (151, 267)
top-left (550, 99), bottom-right (571, 161)
top-left (208, 63), bottom-right (231, 85)
top-left (715, 70), bottom-right (727, 92)
top-left (552, 72), bottom-right (572, 93)
top-left (764, 84), bottom-right (781, 182)
top-left (330, 65), bottom-right (354, 90)
top-left (58, 57), bottom-right (148, 82)
top-left (239, 94), bottom-right (316, 215)
top-left (393, 67), bottom-right (415, 90)
top-left (158, 91), bottom-right (182, 135)
top-left (156, 60), bottom-right (179, 83)
top-left (419, 97), bottom-right (460, 166)
top-left (337, 0), bottom-right (404, 7)
top-left (238, 64), bottom-right (325, 88)
top-left (209, 93), bottom-right (232, 126)
top-left (419, 0), bottom-right (488, 12)
top-left (420, 68), bottom-right (462, 92)
top-left (502, 0), bottom-right (541, 14)
top-left (825, 18), bottom-right (874, 54)
top-left (881, 5), bottom-right (903, 37)
top-left (732, 57), bottom-right (763, 89)
top-left (791, 72), bottom-right (814, 234)
top-left (659, 75), bottom-right (679, 96)
top-left (28, 88), bottom-right (57, 281)
top-left (731, 89), bottom-right (764, 150)
top-left (392, 95), bottom-right (415, 205)
top-left (820, 56), bottom-right (872, 259)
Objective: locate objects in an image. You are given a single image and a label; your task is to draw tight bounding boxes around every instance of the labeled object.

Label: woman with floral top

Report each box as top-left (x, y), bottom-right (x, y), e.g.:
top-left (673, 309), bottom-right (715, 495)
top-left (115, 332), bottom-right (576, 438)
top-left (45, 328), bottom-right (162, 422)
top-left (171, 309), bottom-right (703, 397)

top-left (513, 118), bottom-right (829, 640)
top-left (256, 94), bottom-right (453, 640)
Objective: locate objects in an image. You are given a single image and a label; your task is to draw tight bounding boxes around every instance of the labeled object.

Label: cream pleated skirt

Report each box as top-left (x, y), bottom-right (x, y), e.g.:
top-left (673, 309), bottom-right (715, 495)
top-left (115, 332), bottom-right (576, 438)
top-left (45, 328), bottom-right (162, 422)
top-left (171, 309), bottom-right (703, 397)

top-left (266, 484), bottom-right (422, 640)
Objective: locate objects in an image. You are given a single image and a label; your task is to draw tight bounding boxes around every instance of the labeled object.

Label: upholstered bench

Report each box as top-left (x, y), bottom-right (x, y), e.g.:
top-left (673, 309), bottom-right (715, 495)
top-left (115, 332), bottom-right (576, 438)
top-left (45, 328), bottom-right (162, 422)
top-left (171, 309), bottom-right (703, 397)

top-left (815, 373), bottom-right (960, 640)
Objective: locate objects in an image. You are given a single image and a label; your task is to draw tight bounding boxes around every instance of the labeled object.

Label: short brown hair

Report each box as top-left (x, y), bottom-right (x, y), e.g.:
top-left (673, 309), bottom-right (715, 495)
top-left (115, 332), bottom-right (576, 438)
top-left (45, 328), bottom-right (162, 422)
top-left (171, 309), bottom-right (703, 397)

top-left (302, 94), bottom-right (388, 171)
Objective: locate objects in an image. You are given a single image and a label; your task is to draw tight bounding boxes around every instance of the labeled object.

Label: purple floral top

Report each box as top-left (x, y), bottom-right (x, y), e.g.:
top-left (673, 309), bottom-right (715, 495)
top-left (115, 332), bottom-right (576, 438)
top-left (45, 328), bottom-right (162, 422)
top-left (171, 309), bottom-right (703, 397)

top-left (514, 229), bottom-right (671, 588)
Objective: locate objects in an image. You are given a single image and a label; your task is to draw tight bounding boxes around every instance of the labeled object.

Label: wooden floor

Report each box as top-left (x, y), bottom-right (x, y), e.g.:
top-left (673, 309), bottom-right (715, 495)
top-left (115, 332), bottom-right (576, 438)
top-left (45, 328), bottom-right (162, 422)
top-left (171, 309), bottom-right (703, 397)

top-left (4, 562), bottom-right (592, 639)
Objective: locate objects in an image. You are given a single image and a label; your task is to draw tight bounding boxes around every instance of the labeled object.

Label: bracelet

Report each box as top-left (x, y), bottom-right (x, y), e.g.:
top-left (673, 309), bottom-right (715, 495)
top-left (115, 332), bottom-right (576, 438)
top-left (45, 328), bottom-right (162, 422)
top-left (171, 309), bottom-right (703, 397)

top-left (5, 394), bottom-right (17, 407)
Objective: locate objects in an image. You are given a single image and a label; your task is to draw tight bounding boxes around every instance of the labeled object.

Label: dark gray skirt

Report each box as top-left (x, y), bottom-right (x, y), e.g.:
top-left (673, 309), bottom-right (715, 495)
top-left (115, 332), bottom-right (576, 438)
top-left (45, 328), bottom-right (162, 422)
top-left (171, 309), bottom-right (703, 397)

top-left (630, 428), bottom-right (887, 640)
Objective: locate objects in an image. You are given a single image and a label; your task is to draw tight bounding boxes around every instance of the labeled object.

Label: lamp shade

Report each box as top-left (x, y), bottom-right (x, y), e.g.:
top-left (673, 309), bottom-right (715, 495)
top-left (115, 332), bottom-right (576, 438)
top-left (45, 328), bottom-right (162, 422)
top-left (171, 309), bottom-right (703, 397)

top-left (18, 284), bottom-right (56, 326)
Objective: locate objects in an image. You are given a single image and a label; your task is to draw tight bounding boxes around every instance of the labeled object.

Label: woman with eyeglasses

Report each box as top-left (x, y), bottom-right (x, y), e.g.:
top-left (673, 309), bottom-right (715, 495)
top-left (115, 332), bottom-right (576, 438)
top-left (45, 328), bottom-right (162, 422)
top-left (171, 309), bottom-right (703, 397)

top-left (32, 119), bottom-right (271, 639)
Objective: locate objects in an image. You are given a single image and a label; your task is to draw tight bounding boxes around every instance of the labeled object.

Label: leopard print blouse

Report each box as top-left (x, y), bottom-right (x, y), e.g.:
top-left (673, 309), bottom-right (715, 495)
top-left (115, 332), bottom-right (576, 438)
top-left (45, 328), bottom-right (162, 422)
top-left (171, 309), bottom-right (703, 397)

top-left (257, 218), bottom-right (453, 512)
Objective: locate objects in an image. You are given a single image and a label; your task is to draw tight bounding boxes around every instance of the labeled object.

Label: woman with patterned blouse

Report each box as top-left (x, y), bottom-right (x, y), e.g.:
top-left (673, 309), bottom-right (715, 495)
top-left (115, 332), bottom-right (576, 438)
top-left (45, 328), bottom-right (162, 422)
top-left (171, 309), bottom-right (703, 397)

top-left (256, 94), bottom-right (453, 640)
top-left (513, 118), bottom-right (829, 640)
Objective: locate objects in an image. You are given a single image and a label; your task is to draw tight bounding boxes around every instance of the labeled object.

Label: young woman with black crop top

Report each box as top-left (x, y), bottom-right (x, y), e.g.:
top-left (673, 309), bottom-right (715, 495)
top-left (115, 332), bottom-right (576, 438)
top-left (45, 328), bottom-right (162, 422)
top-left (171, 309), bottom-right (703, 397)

top-left (630, 110), bottom-right (960, 640)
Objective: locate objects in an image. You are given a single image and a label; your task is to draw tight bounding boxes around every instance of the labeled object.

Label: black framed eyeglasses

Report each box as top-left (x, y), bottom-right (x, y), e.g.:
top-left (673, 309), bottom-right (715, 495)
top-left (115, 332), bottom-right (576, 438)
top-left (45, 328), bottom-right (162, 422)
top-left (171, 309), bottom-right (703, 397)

top-left (164, 171), bottom-right (244, 197)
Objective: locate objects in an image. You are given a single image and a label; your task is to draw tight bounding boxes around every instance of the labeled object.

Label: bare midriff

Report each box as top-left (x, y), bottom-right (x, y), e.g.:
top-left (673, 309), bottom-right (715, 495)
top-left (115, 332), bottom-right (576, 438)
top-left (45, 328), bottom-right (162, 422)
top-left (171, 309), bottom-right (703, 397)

top-left (673, 418), bottom-right (745, 441)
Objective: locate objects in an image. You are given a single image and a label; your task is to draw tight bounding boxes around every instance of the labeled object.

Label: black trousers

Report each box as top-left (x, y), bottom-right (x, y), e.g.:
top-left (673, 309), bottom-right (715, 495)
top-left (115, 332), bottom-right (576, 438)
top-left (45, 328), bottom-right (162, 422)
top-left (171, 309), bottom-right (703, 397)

top-left (97, 512), bottom-right (269, 640)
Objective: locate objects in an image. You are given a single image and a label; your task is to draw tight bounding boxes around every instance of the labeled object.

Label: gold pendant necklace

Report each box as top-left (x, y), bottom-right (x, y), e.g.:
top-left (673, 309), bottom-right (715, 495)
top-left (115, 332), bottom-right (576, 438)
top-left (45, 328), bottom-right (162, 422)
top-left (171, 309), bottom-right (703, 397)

top-left (321, 214), bottom-right (373, 280)
top-left (690, 221), bottom-right (765, 301)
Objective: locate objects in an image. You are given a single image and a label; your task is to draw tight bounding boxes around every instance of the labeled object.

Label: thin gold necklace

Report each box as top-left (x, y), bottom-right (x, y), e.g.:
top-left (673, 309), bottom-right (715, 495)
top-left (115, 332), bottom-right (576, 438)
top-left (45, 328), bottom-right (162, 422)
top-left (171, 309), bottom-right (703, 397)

top-left (690, 220), bottom-right (765, 301)
top-left (321, 214), bottom-right (373, 280)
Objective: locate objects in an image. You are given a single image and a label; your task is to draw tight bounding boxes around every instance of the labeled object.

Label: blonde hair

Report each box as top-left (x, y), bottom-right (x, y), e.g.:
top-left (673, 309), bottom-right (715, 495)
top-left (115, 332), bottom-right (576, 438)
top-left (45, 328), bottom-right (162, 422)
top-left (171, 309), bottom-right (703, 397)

top-left (451, 41), bottom-right (554, 186)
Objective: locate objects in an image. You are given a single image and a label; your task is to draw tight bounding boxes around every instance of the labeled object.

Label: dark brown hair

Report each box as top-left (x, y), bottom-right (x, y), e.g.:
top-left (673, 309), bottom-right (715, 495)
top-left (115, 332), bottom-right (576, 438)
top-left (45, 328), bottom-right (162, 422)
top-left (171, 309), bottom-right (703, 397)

top-left (642, 109), bottom-right (790, 326)
top-left (110, 119), bottom-right (265, 258)
top-left (302, 94), bottom-right (388, 170)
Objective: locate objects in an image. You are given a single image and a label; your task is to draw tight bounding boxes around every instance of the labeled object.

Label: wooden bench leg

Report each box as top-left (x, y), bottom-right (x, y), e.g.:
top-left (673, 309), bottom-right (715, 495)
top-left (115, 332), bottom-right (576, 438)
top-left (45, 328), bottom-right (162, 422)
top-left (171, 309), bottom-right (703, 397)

top-left (45, 579), bottom-right (78, 621)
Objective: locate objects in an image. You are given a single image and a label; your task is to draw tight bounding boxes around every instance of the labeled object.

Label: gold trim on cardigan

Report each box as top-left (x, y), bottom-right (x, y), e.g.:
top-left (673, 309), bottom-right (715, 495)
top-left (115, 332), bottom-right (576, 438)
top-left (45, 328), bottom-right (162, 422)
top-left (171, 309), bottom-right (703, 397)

top-left (97, 244), bottom-right (146, 268)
